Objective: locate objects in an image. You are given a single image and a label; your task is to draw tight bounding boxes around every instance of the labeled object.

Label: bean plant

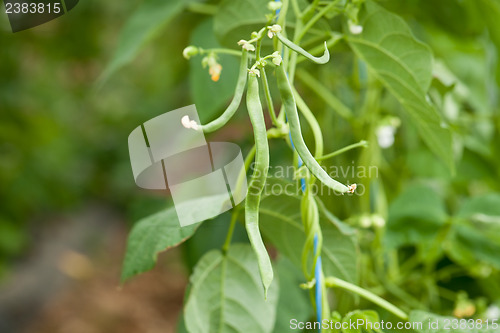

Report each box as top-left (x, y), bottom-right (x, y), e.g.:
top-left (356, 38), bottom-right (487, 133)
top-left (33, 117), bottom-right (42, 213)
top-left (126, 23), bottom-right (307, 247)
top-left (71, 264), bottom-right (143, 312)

top-left (113, 0), bottom-right (500, 332)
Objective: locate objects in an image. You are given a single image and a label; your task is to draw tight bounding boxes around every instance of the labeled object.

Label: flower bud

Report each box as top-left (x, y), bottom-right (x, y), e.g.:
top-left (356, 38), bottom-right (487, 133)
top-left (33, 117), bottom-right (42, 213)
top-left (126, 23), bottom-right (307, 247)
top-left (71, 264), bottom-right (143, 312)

top-left (271, 51), bottom-right (282, 66)
top-left (182, 46), bottom-right (199, 59)
top-left (209, 63), bottom-right (222, 82)
top-left (348, 20), bottom-right (363, 35)
top-left (202, 54), bottom-right (222, 82)
top-left (267, 1), bottom-right (282, 11)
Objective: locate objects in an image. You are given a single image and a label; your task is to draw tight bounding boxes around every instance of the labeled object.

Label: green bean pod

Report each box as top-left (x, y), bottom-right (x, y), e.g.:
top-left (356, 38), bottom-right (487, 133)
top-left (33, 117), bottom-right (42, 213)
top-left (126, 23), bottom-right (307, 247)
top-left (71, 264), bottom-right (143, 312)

top-left (276, 64), bottom-right (349, 194)
top-left (201, 50), bottom-right (249, 133)
top-left (245, 73), bottom-right (273, 297)
top-left (276, 33), bottom-right (330, 64)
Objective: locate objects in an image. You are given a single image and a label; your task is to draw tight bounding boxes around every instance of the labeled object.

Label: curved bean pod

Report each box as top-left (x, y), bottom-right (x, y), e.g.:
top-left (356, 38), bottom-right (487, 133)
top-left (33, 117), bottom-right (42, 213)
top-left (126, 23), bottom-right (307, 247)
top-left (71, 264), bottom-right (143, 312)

top-left (276, 64), bottom-right (349, 194)
top-left (201, 50), bottom-right (249, 133)
top-left (276, 33), bottom-right (330, 64)
top-left (245, 73), bottom-right (274, 297)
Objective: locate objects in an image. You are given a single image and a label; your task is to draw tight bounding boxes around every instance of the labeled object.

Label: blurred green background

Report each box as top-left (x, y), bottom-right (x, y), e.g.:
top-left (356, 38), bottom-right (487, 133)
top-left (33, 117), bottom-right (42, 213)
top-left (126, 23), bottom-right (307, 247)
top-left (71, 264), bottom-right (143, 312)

top-left (0, 0), bottom-right (500, 332)
top-left (0, 2), bottom-right (200, 332)
top-left (0, 0), bottom-right (190, 267)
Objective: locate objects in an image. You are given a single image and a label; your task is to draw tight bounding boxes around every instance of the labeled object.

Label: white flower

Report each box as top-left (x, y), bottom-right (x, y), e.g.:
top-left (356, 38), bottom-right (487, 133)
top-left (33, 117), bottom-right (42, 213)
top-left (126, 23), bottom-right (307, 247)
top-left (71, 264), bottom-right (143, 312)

top-left (348, 20), bottom-right (363, 35)
top-left (181, 115), bottom-right (191, 128)
top-left (243, 43), bottom-right (255, 51)
top-left (182, 46), bottom-right (198, 59)
top-left (181, 115), bottom-right (200, 130)
top-left (267, 1), bottom-right (282, 11)
top-left (360, 215), bottom-right (372, 228)
top-left (485, 305), bottom-right (500, 320)
top-left (237, 39), bottom-right (255, 51)
top-left (376, 125), bottom-right (396, 149)
top-left (271, 51), bottom-right (282, 66)
top-left (267, 24), bottom-right (282, 38)
top-left (372, 214), bottom-right (386, 228)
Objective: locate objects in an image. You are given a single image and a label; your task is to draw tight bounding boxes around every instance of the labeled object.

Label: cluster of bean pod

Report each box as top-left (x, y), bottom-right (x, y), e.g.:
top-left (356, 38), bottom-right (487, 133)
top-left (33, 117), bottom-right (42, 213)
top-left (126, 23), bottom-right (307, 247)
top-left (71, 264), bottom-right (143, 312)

top-left (188, 24), bottom-right (356, 297)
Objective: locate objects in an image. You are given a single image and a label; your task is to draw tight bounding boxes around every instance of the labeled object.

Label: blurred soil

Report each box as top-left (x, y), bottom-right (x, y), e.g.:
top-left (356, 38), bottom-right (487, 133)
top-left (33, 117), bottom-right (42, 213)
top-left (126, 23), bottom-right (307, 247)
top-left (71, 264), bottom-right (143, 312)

top-left (0, 206), bottom-right (187, 333)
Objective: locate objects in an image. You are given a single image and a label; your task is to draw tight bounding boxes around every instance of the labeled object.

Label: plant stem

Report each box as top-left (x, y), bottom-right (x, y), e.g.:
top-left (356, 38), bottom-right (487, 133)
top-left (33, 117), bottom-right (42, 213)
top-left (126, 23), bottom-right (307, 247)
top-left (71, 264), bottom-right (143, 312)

top-left (290, 0), bottom-right (302, 17)
top-left (297, 0), bottom-right (339, 42)
top-left (302, 0), bottom-right (321, 21)
top-left (261, 69), bottom-right (280, 126)
top-left (437, 286), bottom-right (457, 301)
top-left (234, 145), bottom-right (256, 200)
top-left (252, 29), bottom-right (279, 127)
top-left (276, 0), bottom-right (289, 31)
top-left (186, 3), bottom-right (217, 15)
top-left (222, 210), bottom-right (240, 253)
top-left (256, 37), bottom-right (263, 62)
top-left (296, 68), bottom-right (353, 120)
top-left (201, 48), bottom-right (247, 57)
top-left (300, 32), bottom-right (331, 49)
top-left (320, 271), bottom-right (331, 322)
top-left (383, 280), bottom-right (428, 310)
top-left (316, 140), bottom-right (368, 161)
top-left (325, 276), bottom-right (409, 321)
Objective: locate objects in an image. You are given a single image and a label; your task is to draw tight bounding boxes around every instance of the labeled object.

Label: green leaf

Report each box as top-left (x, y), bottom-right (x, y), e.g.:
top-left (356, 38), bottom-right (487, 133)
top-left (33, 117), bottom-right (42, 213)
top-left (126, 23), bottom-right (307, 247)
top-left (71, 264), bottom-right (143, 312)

top-left (214, 0), bottom-right (304, 47)
top-left (407, 149), bottom-right (452, 180)
top-left (342, 310), bottom-right (382, 333)
top-left (347, 1), bottom-right (454, 172)
top-left (183, 212), bottom-right (248, 272)
top-left (121, 206), bottom-right (200, 283)
top-left (477, 0), bottom-right (500, 85)
top-left (444, 193), bottom-right (500, 270)
top-left (214, 0), bottom-right (269, 46)
top-left (273, 258), bottom-right (311, 333)
top-left (445, 223), bottom-right (500, 270)
top-left (385, 184), bottom-right (448, 249)
top-left (184, 244), bottom-right (279, 333)
top-left (409, 310), bottom-right (500, 333)
top-left (259, 183), bottom-right (358, 284)
top-left (99, 0), bottom-right (188, 83)
top-left (456, 193), bottom-right (500, 222)
top-left (176, 315), bottom-right (189, 333)
top-left (321, 210), bottom-right (359, 285)
top-left (189, 19), bottom-right (240, 123)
